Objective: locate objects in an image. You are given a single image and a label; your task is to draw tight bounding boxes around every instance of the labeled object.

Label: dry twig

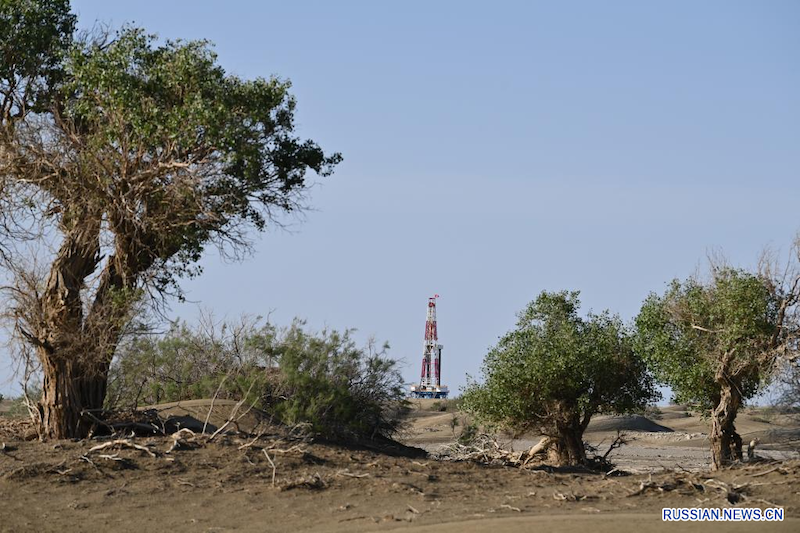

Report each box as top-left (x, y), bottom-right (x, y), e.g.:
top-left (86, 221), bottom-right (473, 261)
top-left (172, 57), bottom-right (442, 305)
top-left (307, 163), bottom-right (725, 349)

top-left (262, 449), bottom-right (276, 487)
top-left (87, 439), bottom-right (157, 458)
top-left (337, 469), bottom-right (370, 478)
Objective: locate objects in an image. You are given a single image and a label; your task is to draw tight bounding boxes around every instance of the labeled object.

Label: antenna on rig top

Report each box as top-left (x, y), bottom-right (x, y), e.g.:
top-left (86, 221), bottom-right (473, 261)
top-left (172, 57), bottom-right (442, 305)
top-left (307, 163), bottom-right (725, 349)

top-left (410, 295), bottom-right (449, 399)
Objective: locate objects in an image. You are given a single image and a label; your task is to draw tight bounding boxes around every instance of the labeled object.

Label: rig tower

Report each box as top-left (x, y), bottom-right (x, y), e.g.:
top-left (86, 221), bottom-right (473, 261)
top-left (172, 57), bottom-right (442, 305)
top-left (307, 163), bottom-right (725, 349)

top-left (410, 295), bottom-right (449, 399)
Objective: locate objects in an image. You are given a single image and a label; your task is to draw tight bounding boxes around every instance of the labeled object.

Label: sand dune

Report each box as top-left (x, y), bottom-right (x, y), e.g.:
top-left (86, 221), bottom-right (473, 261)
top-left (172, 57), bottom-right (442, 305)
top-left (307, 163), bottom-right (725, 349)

top-left (587, 414), bottom-right (673, 433)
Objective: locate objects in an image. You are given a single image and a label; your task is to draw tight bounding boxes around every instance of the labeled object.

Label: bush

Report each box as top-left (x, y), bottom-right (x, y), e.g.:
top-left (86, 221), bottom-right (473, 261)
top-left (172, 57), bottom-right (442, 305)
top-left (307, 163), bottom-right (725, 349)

top-left (642, 404), bottom-right (663, 420)
top-left (272, 326), bottom-right (407, 440)
top-left (0, 395), bottom-right (36, 418)
top-left (458, 421), bottom-right (479, 445)
top-left (107, 317), bottom-right (276, 409)
top-left (107, 317), bottom-right (407, 440)
top-left (430, 401), bottom-right (447, 412)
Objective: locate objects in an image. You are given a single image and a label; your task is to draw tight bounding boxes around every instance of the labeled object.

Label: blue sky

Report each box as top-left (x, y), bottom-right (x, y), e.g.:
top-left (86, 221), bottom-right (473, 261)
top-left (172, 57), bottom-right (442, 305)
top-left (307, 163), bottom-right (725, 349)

top-left (2, 1), bottom-right (799, 400)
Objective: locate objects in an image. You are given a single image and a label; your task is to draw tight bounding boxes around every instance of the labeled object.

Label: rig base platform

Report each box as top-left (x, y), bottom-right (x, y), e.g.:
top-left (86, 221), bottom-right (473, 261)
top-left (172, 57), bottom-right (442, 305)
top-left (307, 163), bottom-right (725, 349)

top-left (409, 385), bottom-right (449, 399)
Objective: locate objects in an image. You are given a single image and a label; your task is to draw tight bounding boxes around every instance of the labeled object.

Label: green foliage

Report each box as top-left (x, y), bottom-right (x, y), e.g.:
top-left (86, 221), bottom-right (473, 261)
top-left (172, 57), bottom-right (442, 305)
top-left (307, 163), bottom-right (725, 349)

top-left (457, 420), bottom-right (479, 446)
top-left (106, 320), bottom-right (277, 408)
top-left (108, 318), bottom-right (407, 440)
top-left (430, 401), bottom-right (447, 412)
top-left (273, 326), bottom-right (407, 440)
top-left (1, 2), bottom-right (340, 438)
top-left (0, 0), bottom-right (75, 116)
top-left (0, 395), bottom-right (34, 417)
top-left (58, 27), bottom-right (341, 291)
top-left (462, 291), bottom-right (657, 435)
top-left (635, 268), bottom-right (780, 410)
top-left (3, 3), bottom-right (341, 293)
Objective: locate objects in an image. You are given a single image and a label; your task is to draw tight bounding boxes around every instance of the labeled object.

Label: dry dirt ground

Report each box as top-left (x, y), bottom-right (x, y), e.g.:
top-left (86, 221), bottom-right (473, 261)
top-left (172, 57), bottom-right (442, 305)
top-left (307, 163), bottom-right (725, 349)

top-left (404, 400), bottom-right (800, 472)
top-left (0, 400), bottom-right (798, 532)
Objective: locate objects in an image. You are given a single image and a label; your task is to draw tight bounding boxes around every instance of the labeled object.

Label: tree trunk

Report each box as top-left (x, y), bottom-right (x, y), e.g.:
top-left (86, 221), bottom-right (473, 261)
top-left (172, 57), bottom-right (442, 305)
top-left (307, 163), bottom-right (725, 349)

top-left (548, 423), bottom-right (587, 466)
top-left (710, 382), bottom-right (742, 470)
top-left (28, 215), bottom-right (134, 439)
top-left (38, 349), bottom-right (110, 439)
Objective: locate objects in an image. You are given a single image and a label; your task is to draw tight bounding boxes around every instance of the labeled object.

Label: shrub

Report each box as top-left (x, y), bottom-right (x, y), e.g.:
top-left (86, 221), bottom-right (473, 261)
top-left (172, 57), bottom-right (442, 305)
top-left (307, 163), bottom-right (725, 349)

top-left (430, 401), bottom-right (447, 412)
top-left (0, 395), bottom-right (36, 418)
top-left (107, 317), bottom-right (276, 409)
top-left (642, 405), bottom-right (664, 420)
top-left (107, 317), bottom-right (407, 440)
top-left (272, 326), bottom-right (407, 440)
top-left (458, 421), bottom-right (479, 445)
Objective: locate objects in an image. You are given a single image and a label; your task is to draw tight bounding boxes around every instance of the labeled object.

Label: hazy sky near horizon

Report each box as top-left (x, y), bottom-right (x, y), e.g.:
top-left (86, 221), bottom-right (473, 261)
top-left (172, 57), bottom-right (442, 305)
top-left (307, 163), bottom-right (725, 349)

top-left (2, 1), bottom-right (799, 398)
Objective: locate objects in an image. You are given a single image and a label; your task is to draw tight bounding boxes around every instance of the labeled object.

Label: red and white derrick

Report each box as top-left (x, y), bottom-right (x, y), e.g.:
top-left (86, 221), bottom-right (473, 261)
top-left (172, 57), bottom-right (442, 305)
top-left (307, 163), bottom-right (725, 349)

top-left (411, 295), bottom-right (449, 399)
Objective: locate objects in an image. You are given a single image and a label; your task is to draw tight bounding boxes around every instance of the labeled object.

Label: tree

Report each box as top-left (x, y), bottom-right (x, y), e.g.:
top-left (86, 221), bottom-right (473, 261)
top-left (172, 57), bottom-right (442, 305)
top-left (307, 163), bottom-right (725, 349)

top-left (775, 359), bottom-right (800, 409)
top-left (462, 291), bottom-right (657, 466)
top-left (635, 265), bottom-right (799, 470)
top-left (0, 0), bottom-right (341, 438)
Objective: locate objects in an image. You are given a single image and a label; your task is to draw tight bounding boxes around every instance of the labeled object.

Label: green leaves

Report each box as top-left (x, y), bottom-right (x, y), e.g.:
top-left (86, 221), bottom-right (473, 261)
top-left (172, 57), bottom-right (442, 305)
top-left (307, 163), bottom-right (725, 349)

top-left (463, 291), bottom-right (657, 434)
top-left (4, 7), bottom-right (340, 297)
top-left (61, 27), bottom-right (340, 224)
top-left (0, 0), bottom-right (75, 118)
top-left (65, 28), bottom-right (338, 290)
top-left (634, 268), bottom-right (779, 409)
top-left (275, 327), bottom-right (406, 439)
top-left (107, 320), bottom-right (406, 440)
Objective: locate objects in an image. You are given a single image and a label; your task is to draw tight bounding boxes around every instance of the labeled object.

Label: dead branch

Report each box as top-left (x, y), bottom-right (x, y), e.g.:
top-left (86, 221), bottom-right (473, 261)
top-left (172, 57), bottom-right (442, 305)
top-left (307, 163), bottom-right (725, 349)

top-left (208, 379), bottom-right (258, 441)
top-left (80, 409), bottom-right (115, 436)
top-left (434, 433), bottom-right (525, 467)
top-left (336, 470), bottom-right (370, 478)
top-left (748, 466), bottom-right (785, 478)
top-left (202, 371), bottom-right (231, 434)
top-left (522, 436), bottom-right (552, 466)
top-left (691, 324), bottom-right (721, 333)
top-left (262, 449), bottom-right (276, 487)
top-left (78, 454), bottom-right (106, 476)
top-left (165, 428), bottom-right (197, 454)
top-left (237, 433), bottom-right (262, 450)
top-left (86, 439), bottom-right (157, 458)
top-left (602, 431), bottom-right (629, 462)
top-left (499, 504), bottom-right (522, 512)
top-left (264, 444), bottom-right (306, 455)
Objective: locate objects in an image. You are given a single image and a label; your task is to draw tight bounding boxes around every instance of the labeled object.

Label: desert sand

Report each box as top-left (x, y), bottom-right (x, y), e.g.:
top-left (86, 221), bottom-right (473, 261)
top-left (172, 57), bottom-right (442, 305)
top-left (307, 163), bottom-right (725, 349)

top-left (0, 399), bottom-right (798, 532)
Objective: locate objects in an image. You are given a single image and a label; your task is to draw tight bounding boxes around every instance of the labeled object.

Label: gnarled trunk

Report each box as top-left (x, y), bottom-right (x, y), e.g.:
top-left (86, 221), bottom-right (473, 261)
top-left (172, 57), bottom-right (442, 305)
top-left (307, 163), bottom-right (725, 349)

top-left (28, 214), bottom-right (122, 439)
top-left (547, 419), bottom-right (587, 466)
top-left (38, 350), bottom-right (109, 439)
top-left (710, 382), bottom-right (742, 470)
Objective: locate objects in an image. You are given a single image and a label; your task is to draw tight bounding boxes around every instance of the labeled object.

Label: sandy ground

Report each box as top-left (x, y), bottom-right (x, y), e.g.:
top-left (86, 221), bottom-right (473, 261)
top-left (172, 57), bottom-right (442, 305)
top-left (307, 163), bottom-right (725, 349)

top-left (0, 400), bottom-right (798, 532)
top-left (403, 402), bottom-right (800, 472)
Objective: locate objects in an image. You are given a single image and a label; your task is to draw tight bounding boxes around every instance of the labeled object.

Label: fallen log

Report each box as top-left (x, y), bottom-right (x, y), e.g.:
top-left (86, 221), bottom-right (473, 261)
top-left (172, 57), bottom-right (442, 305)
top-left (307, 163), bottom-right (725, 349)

top-left (522, 437), bottom-right (552, 465)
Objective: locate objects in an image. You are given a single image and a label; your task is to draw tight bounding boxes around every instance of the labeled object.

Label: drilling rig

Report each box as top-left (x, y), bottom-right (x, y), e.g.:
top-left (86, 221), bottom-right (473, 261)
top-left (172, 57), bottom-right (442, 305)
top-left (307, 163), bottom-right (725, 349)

top-left (410, 295), bottom-right (449, 399)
